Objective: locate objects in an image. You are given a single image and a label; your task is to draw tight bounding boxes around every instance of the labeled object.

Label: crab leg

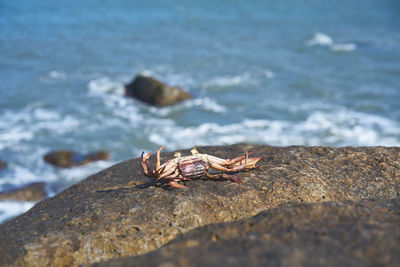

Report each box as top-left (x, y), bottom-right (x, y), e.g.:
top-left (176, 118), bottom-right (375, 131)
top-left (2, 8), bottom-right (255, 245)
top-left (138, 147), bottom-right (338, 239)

top-left (206, 152), bottom-right (255, 166)
top-left (157, 161), bottom-right (177, 179)
top-left (210, 152), bottom-right (249, 172)
top-left (169, 180), bottom-right (187, 189)
top-left (232, 156), bottom-right (262, 170)
top-left (228, 152), bottom-right (256, 164)
top-left (141, 152), bottom-right (154, 177)
top-left (162, 169), bottom-right (180, 180)
top-left (206, 173), bottom-right (243, 183)
top-left (155, 146), bottom-right (165, 172)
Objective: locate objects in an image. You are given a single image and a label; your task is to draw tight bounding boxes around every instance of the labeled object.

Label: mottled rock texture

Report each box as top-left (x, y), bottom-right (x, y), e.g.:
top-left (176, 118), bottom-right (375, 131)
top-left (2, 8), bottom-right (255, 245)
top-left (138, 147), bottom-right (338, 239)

top-left (125, 75), bottom-right (192, 106)
top-left (93, 199), bottom-right (400, 267)
top-left (44, 150), bottom-right (109, 168)
top-left (0, 182), bottom-right (47, 202)
top-left (0, 145), bottom-right (399, 266)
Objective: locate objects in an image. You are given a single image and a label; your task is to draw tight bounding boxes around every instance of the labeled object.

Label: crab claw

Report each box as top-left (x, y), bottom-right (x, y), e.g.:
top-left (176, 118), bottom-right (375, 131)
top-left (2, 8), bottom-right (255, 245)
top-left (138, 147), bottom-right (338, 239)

top-left (141, 151), bottom-right (154, 178)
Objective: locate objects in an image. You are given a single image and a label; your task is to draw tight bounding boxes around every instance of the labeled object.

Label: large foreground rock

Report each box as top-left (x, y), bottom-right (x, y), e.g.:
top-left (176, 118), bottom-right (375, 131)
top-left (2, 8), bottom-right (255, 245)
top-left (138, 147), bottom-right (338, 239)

top-left (93, 199), bottom-right (400, 267)
top-left (0, 145), bottom-right (399, 266)
top-left (125, 75), bottom-right (192, 106)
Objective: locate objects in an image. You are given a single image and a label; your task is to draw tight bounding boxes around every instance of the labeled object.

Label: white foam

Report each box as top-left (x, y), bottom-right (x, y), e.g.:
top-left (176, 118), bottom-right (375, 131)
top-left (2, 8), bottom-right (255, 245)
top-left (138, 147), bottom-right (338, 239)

top-left (307, 32), bottom-right (356, 52)
top-left (264, 70), bottom-right (275, 79)
top-left (0, 201), bottom-right (35, 223)
top-left (33, 109), bottom-right (60, 120)
top-left (0, 165), bottom-right (42, 187)
top-left (0, 108), bottom-right (80, 150)
top-left (146, 109), bottom-right (400, 150)
top-left (0, 127), bottom-right (33, 144)
top-left (139, 67), bottom-right (195, 88)
top-left (330, 43), bottom-right (357, 52)
top-left (49, 160), bottom-right (115, 186)
top-left (88, 76), bottom-right (124, 95)
top-left (203, 72), bottom-right (252, 87)
top-left (307, 32), bottom-right (333, 46)
top-left (149, 97), bottom-right (226, 117)
top-left (139, 70), bottom-right (155, 77)
top-left (48, 70), bottom-right (67, 79)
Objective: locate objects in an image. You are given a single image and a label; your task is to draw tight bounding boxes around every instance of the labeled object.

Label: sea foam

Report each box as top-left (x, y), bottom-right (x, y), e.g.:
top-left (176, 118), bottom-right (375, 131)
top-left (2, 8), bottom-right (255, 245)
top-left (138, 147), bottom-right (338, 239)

top-left (88, 76), bottom-right (124, 95)
top-left (307, 32), bottom-right (356, 52)
top-left (202, 72), bottom-right (252, 87)
top-left (147, 109), bottom-right (400, 150)
top-left (0, 201), bottom-right (35, 223)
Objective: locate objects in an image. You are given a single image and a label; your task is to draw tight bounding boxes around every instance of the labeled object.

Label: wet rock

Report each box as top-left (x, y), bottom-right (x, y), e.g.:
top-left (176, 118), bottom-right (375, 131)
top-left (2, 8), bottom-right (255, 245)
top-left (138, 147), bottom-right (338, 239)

top-left (0, 158), bottom-right (5, 171)
top-left (0, 182), bottom-right (47, 202)
top-left (125, 75), bottom-right (192, 106)
top-left (0, 145), bottom-right (399, 266)
top-left (44, 150), bottom-right (109, 168)
top-left (93, 199), bottom-right (400, 267)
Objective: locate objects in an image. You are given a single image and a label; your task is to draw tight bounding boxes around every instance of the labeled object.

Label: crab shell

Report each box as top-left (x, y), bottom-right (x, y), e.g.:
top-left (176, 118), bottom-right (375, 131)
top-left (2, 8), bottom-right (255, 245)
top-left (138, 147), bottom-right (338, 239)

top-left (169, 154), bottom-right (210, 179)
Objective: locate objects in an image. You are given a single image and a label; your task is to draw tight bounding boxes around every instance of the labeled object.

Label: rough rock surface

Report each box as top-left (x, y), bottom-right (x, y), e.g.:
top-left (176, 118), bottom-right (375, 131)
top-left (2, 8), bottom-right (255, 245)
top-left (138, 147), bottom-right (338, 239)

top-left (0, 145), bottom-right (399, 266)
top-left (0, 182), bottom-right (47, 202)
top-left (125, 75), bottom-right (192, 106)
top-left (44, 150), bottom-right (109, 168)
top-left (93, 199), bottom-right (400, 267)
top-left (0, 158), bottom-right (5, 171)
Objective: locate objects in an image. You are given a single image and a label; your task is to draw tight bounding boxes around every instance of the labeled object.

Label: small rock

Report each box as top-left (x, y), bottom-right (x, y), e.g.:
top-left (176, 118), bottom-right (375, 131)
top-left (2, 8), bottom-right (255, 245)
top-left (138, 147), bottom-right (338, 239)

top-left (0, 158), bottom-right (5, 171)
top-left (125, 75), bottom-right (192, 106)
top-left (0, 182), bottom-right (47, 202)
top-left (44, 150), bottom-right (109, 168)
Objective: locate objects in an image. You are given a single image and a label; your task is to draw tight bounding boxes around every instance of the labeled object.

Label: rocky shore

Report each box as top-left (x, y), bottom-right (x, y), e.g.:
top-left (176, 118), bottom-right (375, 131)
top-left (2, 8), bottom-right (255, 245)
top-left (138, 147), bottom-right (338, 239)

top-left (0, 144), bottom-right (399, 266)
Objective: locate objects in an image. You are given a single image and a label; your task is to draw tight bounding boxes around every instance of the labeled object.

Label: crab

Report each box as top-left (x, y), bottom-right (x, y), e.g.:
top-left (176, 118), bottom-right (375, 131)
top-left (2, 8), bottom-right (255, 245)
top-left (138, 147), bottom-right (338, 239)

top-left (140, 146), bottom-right (262, 189)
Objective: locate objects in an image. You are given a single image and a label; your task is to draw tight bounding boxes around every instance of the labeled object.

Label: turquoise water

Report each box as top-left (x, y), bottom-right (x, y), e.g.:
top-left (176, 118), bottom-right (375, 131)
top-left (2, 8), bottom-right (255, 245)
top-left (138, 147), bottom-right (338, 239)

top-left (0, 0), bottom-right (399, 221)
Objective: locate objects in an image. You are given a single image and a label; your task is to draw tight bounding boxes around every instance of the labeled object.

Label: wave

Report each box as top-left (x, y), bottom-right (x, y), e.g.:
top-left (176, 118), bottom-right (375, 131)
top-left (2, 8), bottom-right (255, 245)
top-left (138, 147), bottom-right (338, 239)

top-left (201, 72), bottom-right (254, 88)
top-left (47, 70), bottom-right (67, 79)
top-left (330, 43), bottom-right (357, 52)
top-left (307, 32), bottom-right (333, 46)
top-left (307, 32), bottom-right (356, 52)
top-left (147, 109), bottom-right (400, 150)
top-left (139, 67), bottom-right (196, 89)
top-left (0, 108), bottom-right (80, 149)
top-left (88, 76), bottom-right (125, 95)
top-left (149, 97), bottom-right (227, 116)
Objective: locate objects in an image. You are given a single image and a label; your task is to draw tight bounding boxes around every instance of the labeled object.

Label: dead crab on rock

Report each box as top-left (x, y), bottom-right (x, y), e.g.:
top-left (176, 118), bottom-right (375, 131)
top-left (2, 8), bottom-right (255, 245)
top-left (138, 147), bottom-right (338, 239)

top-left (141, 146), bottom-right (262, 189)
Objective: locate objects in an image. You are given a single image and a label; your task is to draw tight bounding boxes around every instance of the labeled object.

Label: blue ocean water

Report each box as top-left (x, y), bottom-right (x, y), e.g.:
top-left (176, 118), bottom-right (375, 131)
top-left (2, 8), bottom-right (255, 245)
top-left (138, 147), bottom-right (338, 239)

top-left (0, 0), bottom-right (399, 221)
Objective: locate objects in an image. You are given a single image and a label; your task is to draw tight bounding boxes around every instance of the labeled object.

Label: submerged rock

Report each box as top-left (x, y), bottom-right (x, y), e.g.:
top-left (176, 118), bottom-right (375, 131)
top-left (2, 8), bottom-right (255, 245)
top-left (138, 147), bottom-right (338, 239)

top-left (0, 182), bottom-right (47, 202)
top-left (44, 150), bottom-right (109, 168)
top-left (0, 158), bottom-right (5, 171)
top-left (0, 145), bottom-right (399, 266)
top-left (125, 75), bottom-right (192, 106)
top-left (93, 199), bottom-right (400, 267)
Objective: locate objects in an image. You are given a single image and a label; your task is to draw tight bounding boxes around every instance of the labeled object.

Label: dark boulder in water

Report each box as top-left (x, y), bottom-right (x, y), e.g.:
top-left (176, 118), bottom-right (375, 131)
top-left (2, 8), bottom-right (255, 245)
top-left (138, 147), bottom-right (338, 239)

top-left (0, 182), bottom-right (47, 202)
top-left (125, 75), bottom-right (192, 106)
top-left (44, 150), bottom-right (109, 168)
top-left (0, 158), bottom-right (5, 171)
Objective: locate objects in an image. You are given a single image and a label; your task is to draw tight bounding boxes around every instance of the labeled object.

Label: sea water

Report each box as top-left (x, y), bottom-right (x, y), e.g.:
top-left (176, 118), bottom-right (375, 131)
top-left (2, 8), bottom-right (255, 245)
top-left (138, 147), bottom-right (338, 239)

top-left (0, 0), bottom-right (399, 222)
